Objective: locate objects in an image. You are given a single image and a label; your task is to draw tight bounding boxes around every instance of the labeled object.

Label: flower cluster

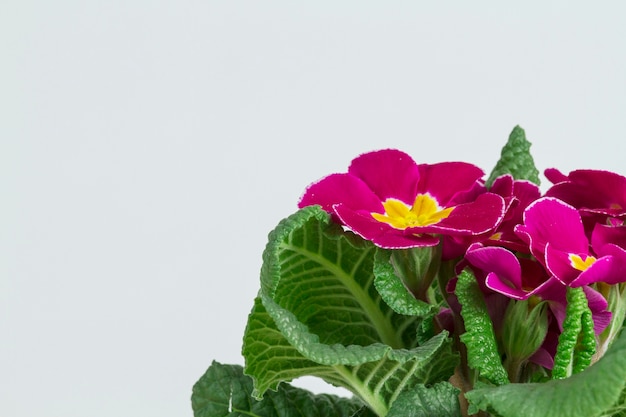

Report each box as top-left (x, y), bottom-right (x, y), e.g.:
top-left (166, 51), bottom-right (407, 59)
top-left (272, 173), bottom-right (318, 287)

top-left (299, 149), bottom-right (626, 379)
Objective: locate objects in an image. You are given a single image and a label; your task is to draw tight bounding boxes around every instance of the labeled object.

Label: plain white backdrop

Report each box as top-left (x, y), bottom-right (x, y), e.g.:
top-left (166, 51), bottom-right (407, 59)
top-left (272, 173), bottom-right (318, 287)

top-left (2, 1), bottom-right (626, 416)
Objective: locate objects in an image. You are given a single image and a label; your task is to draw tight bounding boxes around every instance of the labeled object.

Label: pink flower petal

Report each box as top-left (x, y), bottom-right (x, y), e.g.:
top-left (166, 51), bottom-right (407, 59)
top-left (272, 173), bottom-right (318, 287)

top-left (549, 300), bottom-right (567, 332)
top-left (298, 173), bottom-right (384, 215)
top-left (544, 168), bottom-right (568, 184)
top-left (530, 276), bottom-right (566, 301)
top-left (581, 244), bottom-right (626, 286)
top-left (465, 244), bottom-right (523, 291)
top-left (515, 197), bottom-right (589, 259)
top-left (490, 175), bottom-right (541, 210)
top-left (544, 243), bottom-right (583, 285)
top-left (490, 174), bottom-right (514, 196)
top-left (592, 223), bottom-right (626, 252)
top-left (529, 346), bottom-right (555, 370)
top-left (373, 232), bottom-right (440, 249)
top-left (546, 169), bottom-right (626, 217)
top-left (485, 272), bottom-right (528, 300)
top-left (568, 256), bottom-right (614, 287)
top-left (416, 162), bottom-right (484, 205)
top-left (348, 149), bottom-right (420, 205)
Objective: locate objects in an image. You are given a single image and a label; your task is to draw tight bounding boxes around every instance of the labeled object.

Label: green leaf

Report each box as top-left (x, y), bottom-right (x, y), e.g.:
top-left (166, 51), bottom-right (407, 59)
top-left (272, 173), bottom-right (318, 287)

top-left (486, 125), bottom-right (540, 188)
top-left (465, 325), bottom-right (626, 417)
top-left (386, 382), bottom-right (461, 417)
top-left (191, 361), bottom-right (373, 417)
top-left (243, 297), bottom-right (328, 398)
top-left (455, 269), bottom-right (509, 386)
top-left (260, 206), bottom-right (416, 349)
top-left (552, 287), bottom-right (596, 379)
top-left (244, 206), bottom-right (459, 416)
top-left (373, 249), bottom-right (436, 317)
top-left (252, 293), bottom-right (458, 416)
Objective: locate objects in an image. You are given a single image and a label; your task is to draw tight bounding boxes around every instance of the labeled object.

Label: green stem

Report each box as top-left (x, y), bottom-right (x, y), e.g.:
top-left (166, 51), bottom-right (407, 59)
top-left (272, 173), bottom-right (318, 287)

top-left (504, 356), bottom-right (524, 383)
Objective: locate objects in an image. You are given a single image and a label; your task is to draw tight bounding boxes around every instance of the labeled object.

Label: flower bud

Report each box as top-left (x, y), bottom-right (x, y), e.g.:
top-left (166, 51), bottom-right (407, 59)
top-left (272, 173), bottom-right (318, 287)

top-left (390, 245), bottom-right (441, 301)
top-left (502, 298), bottom-right (549, 364)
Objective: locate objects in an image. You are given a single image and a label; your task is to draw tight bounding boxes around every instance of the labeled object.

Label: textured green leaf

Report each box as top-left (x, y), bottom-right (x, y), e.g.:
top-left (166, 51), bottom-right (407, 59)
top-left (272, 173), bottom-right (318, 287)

top-left (552, 287), bottom-right (596, 379)
top-left (260, 206), bottom-right (416, 349)
top-left (465, 325), bottom-right (626, 417)
top-left (255, 294), bottom-right (458, 416)
top-left (373, 249), bottom-right (436, 317)
top-left (244, 206), bottom-right (459, 416)
top-left (242, 297), bottom-right (329, 398)
top-left (243, 296), bottom-right (452, 403)
top-left (486, 125), bottom-right (540, 187)
top-left (386, 382), bottom-right (461, 417)
top-left (191, 361), bottom-right (373, 417)
top-left (455, 269), bottom-right (509, 386)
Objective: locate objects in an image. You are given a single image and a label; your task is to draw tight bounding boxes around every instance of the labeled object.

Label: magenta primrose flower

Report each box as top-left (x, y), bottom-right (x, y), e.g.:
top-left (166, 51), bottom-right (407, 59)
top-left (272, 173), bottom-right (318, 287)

top-left (439, 174), bottom-right (539, 260)
top-left (545, 168), bottom-right (626, 220)
top-left (464, 242), bottom-right (612, 339)
top-left (592, 220), bottom-right (626, 253)
top-left (514, 197), bottom-right (626, 288)
top-left (298, 149), bottom-right (507, 249)
top-left (483, 174), bottom-right (541, 252)
top-left (464, 242), bottom-right (555, 301)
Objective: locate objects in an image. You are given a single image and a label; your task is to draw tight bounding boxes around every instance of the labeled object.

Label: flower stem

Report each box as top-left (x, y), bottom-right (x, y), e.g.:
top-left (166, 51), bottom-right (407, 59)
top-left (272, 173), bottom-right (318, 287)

top-left (504, 356), bottom-right (524, 383)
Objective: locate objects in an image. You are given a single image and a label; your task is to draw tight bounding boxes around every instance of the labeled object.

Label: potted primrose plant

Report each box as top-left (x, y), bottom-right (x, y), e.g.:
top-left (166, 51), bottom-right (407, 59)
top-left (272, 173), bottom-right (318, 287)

top-left (192, 126), bottom-right (626, 417)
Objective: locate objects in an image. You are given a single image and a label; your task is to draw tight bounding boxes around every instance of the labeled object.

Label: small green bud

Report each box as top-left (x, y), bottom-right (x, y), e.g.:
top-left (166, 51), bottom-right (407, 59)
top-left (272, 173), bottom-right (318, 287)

top-left (389, 245), bottom-right (441, 301)
top-left (502, 298), bottom-right (549, 364)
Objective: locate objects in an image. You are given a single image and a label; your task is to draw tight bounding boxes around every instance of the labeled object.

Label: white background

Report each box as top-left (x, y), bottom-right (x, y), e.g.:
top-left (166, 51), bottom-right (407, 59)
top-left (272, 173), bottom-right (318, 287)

top-left (2, 2), bottom-right (626, 416)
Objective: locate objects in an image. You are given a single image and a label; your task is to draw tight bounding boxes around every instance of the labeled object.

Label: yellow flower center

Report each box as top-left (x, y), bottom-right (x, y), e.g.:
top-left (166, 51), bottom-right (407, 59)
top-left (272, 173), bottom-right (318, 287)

top-left (569, 254), bottom-right (597, 271)
top-left (371, 194), bottom-right (454, 230)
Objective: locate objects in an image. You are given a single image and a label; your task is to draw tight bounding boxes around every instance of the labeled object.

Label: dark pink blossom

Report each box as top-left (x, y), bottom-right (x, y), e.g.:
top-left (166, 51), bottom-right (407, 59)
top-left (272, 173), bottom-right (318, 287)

top-left (486, 174), bottom-right (541, 252)
top-left (464, 242), bottom-right (555, 301)
top-left (514, 197), bottom-right (626, 288)
top-left (298, 149), bottom-right (507, 249)
top-left (464, 242), bottom-right (612, 339)
top-left (440, 175), bottom-right (540, 260)
top-left (545, 168), bottom-right (626, 220)
top-left (591, 218), bottom-right (626, 251)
